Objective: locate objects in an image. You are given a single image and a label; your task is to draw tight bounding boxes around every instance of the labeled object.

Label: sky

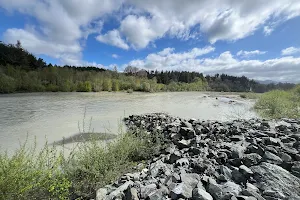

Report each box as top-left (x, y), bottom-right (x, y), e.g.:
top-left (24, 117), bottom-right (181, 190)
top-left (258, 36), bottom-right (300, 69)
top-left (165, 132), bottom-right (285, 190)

top-left (0, 0), bottom-right (300, 82)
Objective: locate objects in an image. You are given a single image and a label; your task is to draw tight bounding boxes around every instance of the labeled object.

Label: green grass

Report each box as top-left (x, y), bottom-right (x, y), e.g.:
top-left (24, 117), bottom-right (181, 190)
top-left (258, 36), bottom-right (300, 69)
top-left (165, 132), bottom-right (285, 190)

top-left (0, 130), bottom-right (162, 199)
top-left (254, 85), bottom-right (300, 119)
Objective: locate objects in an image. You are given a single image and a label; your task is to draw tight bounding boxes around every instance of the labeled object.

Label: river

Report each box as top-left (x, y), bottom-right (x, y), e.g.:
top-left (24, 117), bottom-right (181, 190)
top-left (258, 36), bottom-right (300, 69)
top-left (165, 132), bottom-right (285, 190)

top-left (0, 92), bottom-right (257, 153)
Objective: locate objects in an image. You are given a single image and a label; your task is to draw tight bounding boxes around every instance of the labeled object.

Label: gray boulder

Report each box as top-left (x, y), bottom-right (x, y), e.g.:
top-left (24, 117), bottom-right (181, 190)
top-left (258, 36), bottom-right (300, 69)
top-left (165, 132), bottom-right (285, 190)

top-left (140, 184), bottom-right (157, 199)
top-left (192, 187), bottom-right (213, 200)
top-left (170, 183), bottom-right (193, 199)
top-left (150, 160), bottom-right (172, 177)
top-left (208, 181), bottom-right (242, 200)
top-left (243, 153), bottom-right (262, 167)
top-left (251, 162), bottom-right (300, 200)
top-left (96, 188), bottom-right (108, 200)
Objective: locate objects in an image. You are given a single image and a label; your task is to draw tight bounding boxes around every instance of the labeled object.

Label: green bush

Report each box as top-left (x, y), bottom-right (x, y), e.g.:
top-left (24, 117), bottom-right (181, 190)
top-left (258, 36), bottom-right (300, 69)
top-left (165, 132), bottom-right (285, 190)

top-left (0, 131), bottom-right (162, 199)
top-left (77, 81), bottom-right (92, 92)
top-left (112, 80), bottom-right (119, 91)
top-left (254, 89), bottom-right (300, 119)
top-left (0, 73), bottom-right (17, 93)
top-left (0, 143), bottom-right (71, 200)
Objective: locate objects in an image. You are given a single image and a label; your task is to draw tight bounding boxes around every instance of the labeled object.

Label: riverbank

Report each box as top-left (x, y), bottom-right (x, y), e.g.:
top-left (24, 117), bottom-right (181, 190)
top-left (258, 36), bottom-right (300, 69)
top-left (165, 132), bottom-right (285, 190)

top-left (1, 113), bottom-right (300, 199)
top-left (98, 113), bottom-right (300, 200)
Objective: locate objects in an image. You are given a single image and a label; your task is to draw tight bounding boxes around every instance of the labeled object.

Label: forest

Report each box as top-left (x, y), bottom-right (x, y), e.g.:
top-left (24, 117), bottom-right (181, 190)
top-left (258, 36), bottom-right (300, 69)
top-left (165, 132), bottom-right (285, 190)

top-left (0, 41), bottom-right (295, 94)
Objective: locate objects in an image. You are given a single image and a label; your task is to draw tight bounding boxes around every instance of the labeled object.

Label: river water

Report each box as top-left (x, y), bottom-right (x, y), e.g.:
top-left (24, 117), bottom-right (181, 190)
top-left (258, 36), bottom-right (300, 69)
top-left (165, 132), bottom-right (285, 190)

top-left (0, 92), bottom-right (257, 153)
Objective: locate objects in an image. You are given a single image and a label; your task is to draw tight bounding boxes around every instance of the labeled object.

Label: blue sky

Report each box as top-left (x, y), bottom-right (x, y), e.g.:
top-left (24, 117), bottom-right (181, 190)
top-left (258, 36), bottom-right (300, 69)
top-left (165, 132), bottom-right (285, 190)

top-left (1, 0), bottom-right (300, 82)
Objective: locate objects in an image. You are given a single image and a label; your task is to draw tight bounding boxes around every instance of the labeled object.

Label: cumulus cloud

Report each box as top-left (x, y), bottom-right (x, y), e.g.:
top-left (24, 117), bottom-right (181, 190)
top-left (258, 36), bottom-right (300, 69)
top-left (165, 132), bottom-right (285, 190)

top-left (1, 0), bottom-right (300, 68)
top-left (281, 47), bottom-right (300, 56)
top-left (126, 48), bottom-right (300, 83)
top-left (115, 0), bottom-right (300, 47)
top-left (237, 50), bottom-right (267, 58)
top-left (96, 30), bottom-right (129, 50)
top-left (0, 0), bottom-right (124, 64)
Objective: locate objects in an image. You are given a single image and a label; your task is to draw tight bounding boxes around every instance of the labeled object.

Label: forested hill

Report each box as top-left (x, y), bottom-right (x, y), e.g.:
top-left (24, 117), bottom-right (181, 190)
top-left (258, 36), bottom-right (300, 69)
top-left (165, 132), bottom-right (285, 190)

top-left (0, 41), bottom-right (295, 93)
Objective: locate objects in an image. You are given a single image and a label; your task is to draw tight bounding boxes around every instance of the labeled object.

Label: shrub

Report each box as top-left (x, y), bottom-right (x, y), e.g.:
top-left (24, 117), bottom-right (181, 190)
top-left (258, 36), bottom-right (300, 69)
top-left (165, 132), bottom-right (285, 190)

top-left (254, 89), bottom-right (300, 119)
top-left (0, 130), bottom-right (162, 199)
top-left (0, 142), bottom-right (71, 200)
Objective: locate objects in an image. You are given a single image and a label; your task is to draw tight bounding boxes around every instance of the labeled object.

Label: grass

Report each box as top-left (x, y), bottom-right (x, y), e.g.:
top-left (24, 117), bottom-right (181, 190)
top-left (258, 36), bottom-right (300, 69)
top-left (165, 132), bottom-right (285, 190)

top-left (0, 130), bottom-right (161, 200)
top-left (254, 85), bottom-right (300, 119)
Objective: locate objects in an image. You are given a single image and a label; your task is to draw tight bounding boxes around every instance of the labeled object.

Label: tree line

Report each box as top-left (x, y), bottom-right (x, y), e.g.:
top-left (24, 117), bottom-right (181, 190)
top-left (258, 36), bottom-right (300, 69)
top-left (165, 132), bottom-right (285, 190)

top-left (0, 41), bottom-right (295, 94)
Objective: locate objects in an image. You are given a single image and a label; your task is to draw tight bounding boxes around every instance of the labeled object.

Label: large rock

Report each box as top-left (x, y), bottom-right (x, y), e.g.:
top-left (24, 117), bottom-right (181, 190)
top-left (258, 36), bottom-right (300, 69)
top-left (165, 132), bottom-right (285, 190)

top-left (140, 184), bottom-right (157, 199)
top-left (170, 183), bottom-right (193, 199)
top-left (251, 162), bottom-right (300, 200)
top-left (150, 160), bottom-right (172, 177)
top-left (107, 181), bottom-right (134, 200)
top-left (192, 187), bottom-right (213, 200)
top-left (208, 181), bottom-right (242, 200)
top-left (243, 153), bottom-right (262, 167)
top-left (96, 188), bottom-right (108, 200)
top-left (124, 187), bottom-right (139, 200)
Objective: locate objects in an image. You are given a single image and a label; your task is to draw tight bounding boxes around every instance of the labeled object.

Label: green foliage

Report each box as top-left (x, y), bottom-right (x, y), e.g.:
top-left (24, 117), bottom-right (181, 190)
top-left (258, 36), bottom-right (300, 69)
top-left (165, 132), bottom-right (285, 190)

top-left (77, 81), bottom-right (92, 92)
top-left (0, 73), bottom-right (17, 93)
top-left (255, 87), bottom-right (300, 119)
top-left (64, 132), bottom-right (160, 198)
top-left (0, 143), bottom-right (71, 200)
top-left (0, 41), bottom-right (295, 94)
top-left (102, 79), bottom-right (112, 91)
top-left (0, 130), bottom-right (162, 199)
top-left (112, 79), bottom-right (119, 91)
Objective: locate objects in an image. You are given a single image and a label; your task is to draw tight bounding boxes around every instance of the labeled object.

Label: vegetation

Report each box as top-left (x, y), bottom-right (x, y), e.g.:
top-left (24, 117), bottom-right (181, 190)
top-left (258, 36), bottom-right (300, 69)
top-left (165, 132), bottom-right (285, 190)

top-left (0, 41), bottom-right (295, 94)
top-left (239, 92), bottom-right (261, 99)
top-left (255, 85), bottom-right (300, 119)
top-left (0, 129), bottom-right (162, 199)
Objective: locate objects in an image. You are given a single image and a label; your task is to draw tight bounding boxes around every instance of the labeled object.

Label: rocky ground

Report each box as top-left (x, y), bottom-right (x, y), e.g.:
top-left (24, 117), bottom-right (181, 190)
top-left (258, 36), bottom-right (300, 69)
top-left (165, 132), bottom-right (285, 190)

top-left (95, 113), bottom-right (300, 200)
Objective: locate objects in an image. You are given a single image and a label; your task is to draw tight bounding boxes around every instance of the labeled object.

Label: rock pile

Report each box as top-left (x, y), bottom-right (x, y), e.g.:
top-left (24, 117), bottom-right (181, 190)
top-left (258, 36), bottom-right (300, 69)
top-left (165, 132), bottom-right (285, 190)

top-left (96, 113), bottom-right (300, 200)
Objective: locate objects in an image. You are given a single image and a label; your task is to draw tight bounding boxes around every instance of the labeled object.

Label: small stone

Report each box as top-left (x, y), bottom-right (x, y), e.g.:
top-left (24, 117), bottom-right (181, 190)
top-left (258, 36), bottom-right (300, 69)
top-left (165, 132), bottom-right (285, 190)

top-left (239, 165), bottom-right (253, 176)
top-left (242, 153), bottom-right (262, 167)
top-left (181, 172), bottom-right (200, 189)
top-left (245, 183), bottom-right (259, 192)
top-left (180, 127), bottom-right (196, 139)
top-left (264, 137), bottom-right (279, 146)
top-left (176, 158), bottom-right (189, 167)
top-left (230, 135), bottom-right (243, 141)
top-left (124, 187), bottom-right (139, 200)
top-left (148, 190), bottom-right (163, 200)
top-left (168, 151), bottom-right (182, 164)
top-left (281, 153), bottom-right (292, 162)
top-left (265, 146), bottom-right (278, 155)
top-left (141, 184), bottom-right (157, 199)
top-left (232, 169), bottom-right (246, 183)
top-left (177, 139), bottom-right (191, 149)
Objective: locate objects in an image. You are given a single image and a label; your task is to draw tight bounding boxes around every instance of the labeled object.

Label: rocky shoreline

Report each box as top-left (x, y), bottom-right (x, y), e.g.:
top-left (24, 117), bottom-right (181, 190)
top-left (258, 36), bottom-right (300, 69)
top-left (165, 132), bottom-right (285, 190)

top-left (96, 113), bottom-right (300, 200)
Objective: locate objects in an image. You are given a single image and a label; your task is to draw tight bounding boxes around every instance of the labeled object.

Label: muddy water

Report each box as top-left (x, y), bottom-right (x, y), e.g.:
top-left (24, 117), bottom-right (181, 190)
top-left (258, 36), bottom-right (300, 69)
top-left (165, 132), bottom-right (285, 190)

top-left (0, 92), bottom-right (257, 153)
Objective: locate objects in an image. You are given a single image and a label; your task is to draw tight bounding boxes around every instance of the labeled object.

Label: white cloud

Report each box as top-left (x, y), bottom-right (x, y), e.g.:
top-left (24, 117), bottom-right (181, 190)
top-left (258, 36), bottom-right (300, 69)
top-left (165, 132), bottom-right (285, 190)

top-left (116, 0), bottom-right (300, 47)
top-left (237, 50), bottom-right (267, 58)
top-left (96, 30), bottom-right (129, 50)
top-left (0, 0), bottom-right (124, 64)
top-left (127, 46), bottom-right (214, 69)
top-left (1, 0), bottom-right (300, 67)
top-left (281, 47), bottom-right (300, 56)
top-left (112, 54), bottom-right (119, 59)
top-left (126, 48), bottom-right (300, 82)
